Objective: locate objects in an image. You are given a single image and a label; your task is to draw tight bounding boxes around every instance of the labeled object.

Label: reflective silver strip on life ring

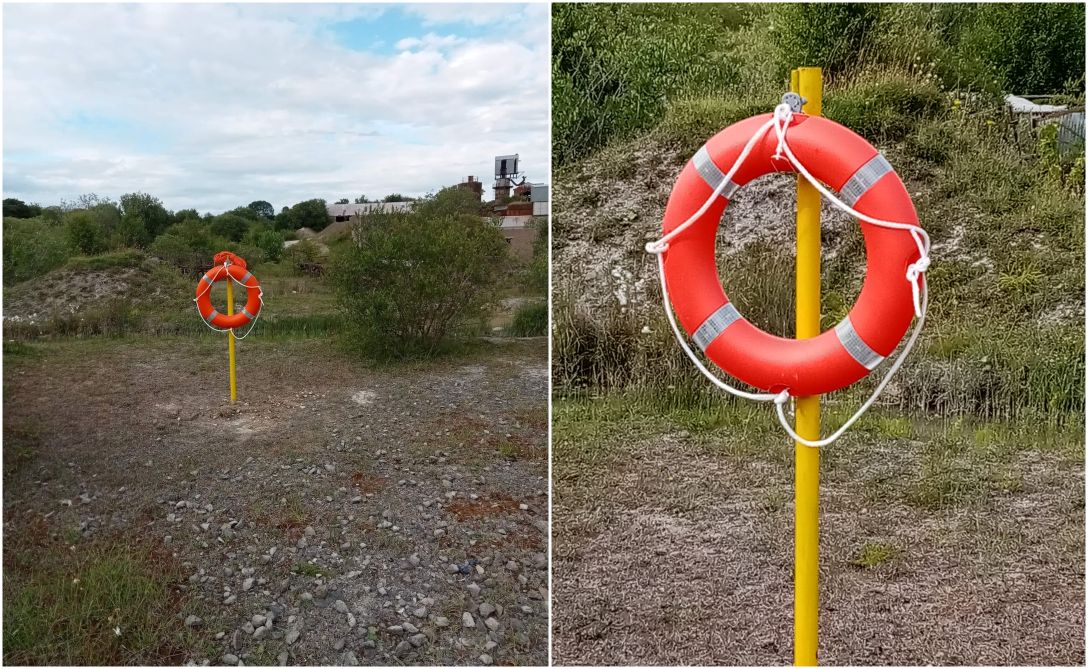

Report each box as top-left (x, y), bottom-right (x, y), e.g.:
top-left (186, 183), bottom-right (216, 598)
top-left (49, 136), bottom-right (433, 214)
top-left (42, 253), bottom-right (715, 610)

top-left (693, 146), bottom-right (740, 200)
top-left (205, 309), bottom-right (220, 324)
top-left (835, 317), bottom-right (884, 370)
top-left (839, 154), bottom-right (893, 206)
top-left (241, 307), bottom-right (255, 320)
top-left (202, 274), bottom-right (215, 285)
top-left (240, 271), bottom-right (253, 283)
top-left (693, 303), bottom-right (742, 351)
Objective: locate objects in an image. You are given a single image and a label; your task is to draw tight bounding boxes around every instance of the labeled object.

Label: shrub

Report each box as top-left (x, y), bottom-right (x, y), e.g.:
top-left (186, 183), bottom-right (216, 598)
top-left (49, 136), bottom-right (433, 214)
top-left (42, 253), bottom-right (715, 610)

top-left (959, 3), bottom-right (1086, 95)
top-left (252, 228), bottom-right (286, 263)
top-left (824, 72), bottom-right (944, 142)
top-left (283, 239), bottom-right (325, 275)
top-left (552, 3), bottom-right (749, 166)
top-left (209, 212), bottom-right (251, 242)
top-left (770, 4), bottom-right (882, 79)
top-left (276, 199), bottom-right (328, 232)
top-left (63, 203), bottom-right (121, 255)
top-left (508, 301), bottom-right (547, 337)
top-left (519, 216), bottom-right (548, 295)
top-left (329, 205), bottom-right (508, 358)
top-left (118, 192), bottom-right (170, 248)
top-left (64, 210), bottom-right (110, 256)
top-left (3, 217), bottom-right (72, 285)
top-left (148, 221), bottom-right (229, 274)
top-left (2, 198), bottom-right (42, 219)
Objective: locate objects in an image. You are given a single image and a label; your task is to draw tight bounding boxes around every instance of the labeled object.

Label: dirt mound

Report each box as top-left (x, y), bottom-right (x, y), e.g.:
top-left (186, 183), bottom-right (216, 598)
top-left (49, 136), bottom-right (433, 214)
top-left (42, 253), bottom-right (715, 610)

top-left (552, 136), bottom-right (853, 319)
top-left (295, 227), bottom-right (317, 239)
top-left (316, 219), bottom-right (352, 242)
top-left (3, 259), bottom-right (182, 325)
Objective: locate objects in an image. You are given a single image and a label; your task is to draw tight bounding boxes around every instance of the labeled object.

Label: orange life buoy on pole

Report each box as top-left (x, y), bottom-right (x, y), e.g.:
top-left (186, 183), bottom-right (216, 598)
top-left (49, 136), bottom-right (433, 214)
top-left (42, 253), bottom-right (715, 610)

top-left (660, 112), bottom-right (924, 397)
top-left (194, 251), bottom-right (263, 330)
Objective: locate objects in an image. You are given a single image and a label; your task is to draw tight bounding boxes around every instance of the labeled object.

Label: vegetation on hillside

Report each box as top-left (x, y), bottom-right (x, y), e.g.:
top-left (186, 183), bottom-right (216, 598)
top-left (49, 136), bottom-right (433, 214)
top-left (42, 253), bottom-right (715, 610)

top-left (552, 3), bottom-right (1085, 424)
top-left (553, 3), bottom-right (1085, 166)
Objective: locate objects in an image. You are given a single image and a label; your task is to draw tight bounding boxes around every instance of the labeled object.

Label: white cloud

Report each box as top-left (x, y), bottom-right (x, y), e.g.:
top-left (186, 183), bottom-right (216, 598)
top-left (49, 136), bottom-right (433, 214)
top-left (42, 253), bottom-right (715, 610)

top-left (2, 3), bottom-right (550, 212)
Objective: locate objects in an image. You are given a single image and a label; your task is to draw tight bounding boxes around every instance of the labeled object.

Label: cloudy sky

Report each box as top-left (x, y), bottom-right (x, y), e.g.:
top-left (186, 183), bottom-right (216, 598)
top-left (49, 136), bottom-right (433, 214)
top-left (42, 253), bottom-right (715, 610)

top-left (3, 3), bottom-right (549, 213)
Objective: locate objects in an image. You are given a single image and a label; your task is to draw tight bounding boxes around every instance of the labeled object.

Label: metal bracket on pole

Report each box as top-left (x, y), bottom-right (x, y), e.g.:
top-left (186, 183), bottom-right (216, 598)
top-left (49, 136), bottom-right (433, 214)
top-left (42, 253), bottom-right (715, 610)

top-left (782, 92), bottom-right (806, 113)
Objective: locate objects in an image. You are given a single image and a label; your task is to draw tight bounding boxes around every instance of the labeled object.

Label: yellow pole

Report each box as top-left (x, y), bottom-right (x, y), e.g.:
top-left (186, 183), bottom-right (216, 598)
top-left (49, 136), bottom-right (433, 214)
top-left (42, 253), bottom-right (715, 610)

top-left (226, 278), bottom-right (237, 402)
top-left (792, 66), bottom-right (822, 666)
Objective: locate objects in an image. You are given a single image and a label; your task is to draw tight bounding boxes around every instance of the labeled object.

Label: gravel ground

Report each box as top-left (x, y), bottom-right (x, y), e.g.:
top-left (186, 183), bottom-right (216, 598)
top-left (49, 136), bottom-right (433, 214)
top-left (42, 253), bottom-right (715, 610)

top-left (551, 404), bottom-right (1085, 666)
top-left (3, 336), bottom-right (548, 666)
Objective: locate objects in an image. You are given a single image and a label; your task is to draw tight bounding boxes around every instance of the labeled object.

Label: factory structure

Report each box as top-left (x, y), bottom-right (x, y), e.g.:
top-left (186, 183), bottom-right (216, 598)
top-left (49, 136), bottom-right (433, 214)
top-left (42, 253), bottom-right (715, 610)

top-left (327, 154), bottom-right (547, 260)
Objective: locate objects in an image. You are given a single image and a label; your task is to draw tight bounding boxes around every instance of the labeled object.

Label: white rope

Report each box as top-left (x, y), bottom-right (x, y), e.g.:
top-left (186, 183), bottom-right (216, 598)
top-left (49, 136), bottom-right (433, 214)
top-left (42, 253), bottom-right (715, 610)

top-left (646, 103), bottom-right (931, 448)
top-left (192, 261), bottom-right (264, 337)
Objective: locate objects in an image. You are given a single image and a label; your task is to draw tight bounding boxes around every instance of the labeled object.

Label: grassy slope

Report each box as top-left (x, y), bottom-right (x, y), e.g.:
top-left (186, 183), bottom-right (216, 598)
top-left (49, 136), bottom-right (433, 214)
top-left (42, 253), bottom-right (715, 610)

top-left (552, 70), bottom-right (1085, 423)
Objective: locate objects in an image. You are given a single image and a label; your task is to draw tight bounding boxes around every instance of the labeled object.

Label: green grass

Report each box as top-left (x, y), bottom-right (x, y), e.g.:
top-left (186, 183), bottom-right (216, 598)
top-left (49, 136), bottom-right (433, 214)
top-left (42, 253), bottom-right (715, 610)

top-left (555, 394), bottom-right (1083, 513)
top-left (3, 424), bottom-right (40, 476)
top-left (507, 301), bottom-right (547, 337)
top-left (850, 542), bottom-right (898, 568)
top-left (3, 539), bottom-right (193, 665)
top-left (64, 249), bottom-right (146, 271)
top-left (292, 562), bottom-right (328, 578)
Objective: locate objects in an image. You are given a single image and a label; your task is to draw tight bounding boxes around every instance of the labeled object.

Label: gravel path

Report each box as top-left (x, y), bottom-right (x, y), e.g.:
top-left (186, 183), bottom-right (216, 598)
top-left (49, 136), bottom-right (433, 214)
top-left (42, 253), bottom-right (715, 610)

top-left (4, 336), bottom-right (548, 666)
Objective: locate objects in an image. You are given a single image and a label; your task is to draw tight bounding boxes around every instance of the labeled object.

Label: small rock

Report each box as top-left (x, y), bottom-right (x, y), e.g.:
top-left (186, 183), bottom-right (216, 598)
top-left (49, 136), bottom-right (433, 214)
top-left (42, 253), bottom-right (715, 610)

top-left (285, 627), bottom-right (301, 645)
top-left (462, 612), bottom-right (475, 628)
top-left (480, 653), bottom-right (493, 665)
top-left (334, 600), bottom-right (349, 614)
top-left (184, 614), bottom-right (202, 627)
top-left (242, 578), bottom-right (254, 591)
top-left (222, 654), bottom-right (239, 666)
top-left (479, 603), bottom-right (496, 617)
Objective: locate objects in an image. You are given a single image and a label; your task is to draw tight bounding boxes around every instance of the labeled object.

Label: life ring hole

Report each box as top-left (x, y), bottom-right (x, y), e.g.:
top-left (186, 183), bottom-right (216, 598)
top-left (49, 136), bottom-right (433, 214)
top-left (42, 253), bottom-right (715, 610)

top-left (203, 277), bottom-right (253, 315)
top-left (713, 173), bottom-right (866, 337)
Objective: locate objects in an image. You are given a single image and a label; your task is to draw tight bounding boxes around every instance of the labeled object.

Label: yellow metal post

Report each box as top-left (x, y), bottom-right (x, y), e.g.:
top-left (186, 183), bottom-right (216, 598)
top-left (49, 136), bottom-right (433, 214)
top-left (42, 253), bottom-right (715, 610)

top-left (226, 279), bottom-right (237, 402)
top-left (792, 66), bottom-right (822, 666)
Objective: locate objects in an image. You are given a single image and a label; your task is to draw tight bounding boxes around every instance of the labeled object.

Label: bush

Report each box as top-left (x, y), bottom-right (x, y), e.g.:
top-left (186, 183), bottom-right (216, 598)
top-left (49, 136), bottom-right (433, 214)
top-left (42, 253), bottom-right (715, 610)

top-left (552, 3), bottom-right (750, 165)
top-left (148, 221), bottom-right (229, 274)
top-left (770, 4), bottom-right (882, 79)
top-left (3, 198), bottom-right (42, 219)
top-left (64, 210), bottom-right (110, 256)
top-left (63, 203), bottom-right (121, 255)
top-left (3, 217), bottom-right (72, 285)
top-left (508, 301), bottom-right (547, 337)
top-left (118, 192), bottom-right (170, 248)
top-left (824, 72), bottom-right (944, 142)
top-left (277, 199), bottom-right (328, 232)
top-left (252, 228), bottom-right (286, 263)
top-left (209, 212), bottom-right (251, 242)
top-left (283, 239), bottom-right (325, 275)
top-left (959, 3), bottom-right (1086, 95)
top-left (329, 204), bottom-right (509, 358)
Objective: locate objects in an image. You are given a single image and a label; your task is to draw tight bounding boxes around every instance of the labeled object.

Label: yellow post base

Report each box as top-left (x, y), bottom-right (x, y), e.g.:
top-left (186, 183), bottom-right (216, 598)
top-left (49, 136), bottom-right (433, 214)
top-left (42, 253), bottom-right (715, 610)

top-left (226, 279), bottom-right (237, 403)
top-left (792, 66), bottom-right (823, 666)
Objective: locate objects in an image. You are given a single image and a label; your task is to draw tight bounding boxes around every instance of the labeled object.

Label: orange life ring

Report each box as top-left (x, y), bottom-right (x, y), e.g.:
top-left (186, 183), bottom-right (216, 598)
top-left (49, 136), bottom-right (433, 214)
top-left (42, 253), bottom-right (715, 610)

top-left (194, 253), bottom-right (262, 330)
top-left (661, 112), bottom-right (923, 397)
